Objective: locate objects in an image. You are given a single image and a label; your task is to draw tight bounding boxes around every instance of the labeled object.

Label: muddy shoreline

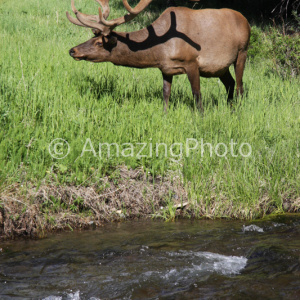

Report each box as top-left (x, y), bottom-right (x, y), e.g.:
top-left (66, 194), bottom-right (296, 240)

top-left (1, 166), bottom-right (299, 240)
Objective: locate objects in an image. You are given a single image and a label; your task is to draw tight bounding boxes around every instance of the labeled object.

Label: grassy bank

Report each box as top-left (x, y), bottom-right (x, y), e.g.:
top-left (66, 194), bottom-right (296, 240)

top-left (0, 0), bottom-right (299, 238)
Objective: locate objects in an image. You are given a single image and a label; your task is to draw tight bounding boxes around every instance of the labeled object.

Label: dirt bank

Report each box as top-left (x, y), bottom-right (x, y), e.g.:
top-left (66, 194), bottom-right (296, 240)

top-left (0, 166), bottom-right (188, 239)
top-left (1, 166), bottom-right (299, 240)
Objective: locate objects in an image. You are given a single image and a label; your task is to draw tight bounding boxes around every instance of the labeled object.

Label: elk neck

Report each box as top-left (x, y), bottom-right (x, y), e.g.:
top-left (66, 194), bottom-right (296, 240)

top-left (108, 29), bottom-right (162, 69)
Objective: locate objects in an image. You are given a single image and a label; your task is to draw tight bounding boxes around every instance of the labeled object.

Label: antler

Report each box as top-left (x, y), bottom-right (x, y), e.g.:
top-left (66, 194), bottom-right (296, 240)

top-left (66, 0), bottom-right (152, 35)
top-left (66, 0), bottom-right (100, 27)
top-left (95, 0), bottom-right (110, 19)
top-left (98, 0), bottom-right (152, 28)
top-left (66, 0), bottom-right (112, 34)
top-left (122, 0), bottom-right (153, 15)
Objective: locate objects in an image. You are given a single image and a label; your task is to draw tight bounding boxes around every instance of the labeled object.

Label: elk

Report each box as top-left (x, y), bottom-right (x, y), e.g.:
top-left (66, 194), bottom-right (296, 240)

top-left (67, 0), bottom-right (250, 111)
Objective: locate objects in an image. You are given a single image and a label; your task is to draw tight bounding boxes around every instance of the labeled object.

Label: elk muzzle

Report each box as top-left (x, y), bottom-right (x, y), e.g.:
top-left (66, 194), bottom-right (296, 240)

top-left (69, 47), bottom-right (84, 61)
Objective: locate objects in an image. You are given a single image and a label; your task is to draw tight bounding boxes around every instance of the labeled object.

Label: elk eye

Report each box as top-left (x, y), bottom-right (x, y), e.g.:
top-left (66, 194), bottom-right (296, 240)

top-left (96, 42), bottom-right (103, 47)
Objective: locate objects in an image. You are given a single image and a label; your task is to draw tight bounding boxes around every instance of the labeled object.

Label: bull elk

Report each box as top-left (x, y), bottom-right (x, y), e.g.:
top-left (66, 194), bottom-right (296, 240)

top-left (67, 0), bottom-right (250, 111)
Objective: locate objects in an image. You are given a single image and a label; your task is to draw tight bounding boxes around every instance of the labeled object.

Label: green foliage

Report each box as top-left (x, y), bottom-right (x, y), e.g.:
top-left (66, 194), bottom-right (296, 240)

top-left (269, 28), bottom-right (300, 77)
top-left (248, 26), bottom-right (270, 58)
top-left (0, 0), bottom-right (299, 218)
top-left (70, 197), bottom-right (85, 213)
top-left (41, 195), bottom-right (88, 214)
top-left (249, 21), bottom-right (300, 78)
top-left (153, 192), bottom-right (177, 221)
top-left (42, 196), bottom-right (67, 213)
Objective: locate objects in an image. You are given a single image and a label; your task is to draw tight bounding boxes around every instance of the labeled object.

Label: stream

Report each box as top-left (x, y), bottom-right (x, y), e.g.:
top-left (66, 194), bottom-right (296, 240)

top-left (0, 214), bottom-right (300, 299)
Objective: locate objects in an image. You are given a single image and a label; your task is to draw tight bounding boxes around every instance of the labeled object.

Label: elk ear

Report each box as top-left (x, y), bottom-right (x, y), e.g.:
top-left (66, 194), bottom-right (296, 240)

top-left (92, 28), bottom-right (101, 36)
top-left (104, 35), bottom-right (117, 45)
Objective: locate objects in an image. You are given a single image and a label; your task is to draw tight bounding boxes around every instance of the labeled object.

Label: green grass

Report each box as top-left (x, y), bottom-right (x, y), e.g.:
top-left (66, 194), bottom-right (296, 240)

top-left (0, 0), bottom-right (299, 219)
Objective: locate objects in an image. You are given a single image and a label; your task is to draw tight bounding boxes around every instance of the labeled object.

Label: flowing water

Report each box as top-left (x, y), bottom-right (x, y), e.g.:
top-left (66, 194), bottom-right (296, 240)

top-left (0, 215), bottom-right (300, 299)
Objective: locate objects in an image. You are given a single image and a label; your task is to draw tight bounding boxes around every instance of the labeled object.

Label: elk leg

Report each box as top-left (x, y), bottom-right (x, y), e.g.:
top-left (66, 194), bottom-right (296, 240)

top-left (163, 74), bottom-right (173, 112)
top-left (234, 50), bottom-right (247, 97)
top-left (219, 69), bottom-right (235, 103)
top-left (187, 67), bottom-right (203, 111)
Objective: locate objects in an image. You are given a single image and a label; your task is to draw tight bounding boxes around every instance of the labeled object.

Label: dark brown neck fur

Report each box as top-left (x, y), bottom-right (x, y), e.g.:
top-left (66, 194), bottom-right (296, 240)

top-left (108, 30), bottom-right (162, 69)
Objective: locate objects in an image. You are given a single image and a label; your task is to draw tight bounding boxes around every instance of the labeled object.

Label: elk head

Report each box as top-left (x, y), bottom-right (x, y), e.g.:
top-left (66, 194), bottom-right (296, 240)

top-left (67, 0), bottom-right (152, 62)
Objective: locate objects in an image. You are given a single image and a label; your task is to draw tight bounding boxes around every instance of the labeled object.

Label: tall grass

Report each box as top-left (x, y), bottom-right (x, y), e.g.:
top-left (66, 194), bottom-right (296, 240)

top-left (0, 0), bottom-right (299, 218)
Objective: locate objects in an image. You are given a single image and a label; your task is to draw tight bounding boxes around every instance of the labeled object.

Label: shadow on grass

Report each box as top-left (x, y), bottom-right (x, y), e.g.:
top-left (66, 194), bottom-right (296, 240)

top-left (76, 74), bottom-right (235, 112)
top-left (77, 75), bottom-right (118, 98)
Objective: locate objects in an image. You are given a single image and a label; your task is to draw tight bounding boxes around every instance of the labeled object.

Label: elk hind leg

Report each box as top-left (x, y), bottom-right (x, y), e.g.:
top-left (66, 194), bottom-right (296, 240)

top-left (219, 69), bottom-right (235, 103)
top-left (234, 50), bottom-right (247, 97)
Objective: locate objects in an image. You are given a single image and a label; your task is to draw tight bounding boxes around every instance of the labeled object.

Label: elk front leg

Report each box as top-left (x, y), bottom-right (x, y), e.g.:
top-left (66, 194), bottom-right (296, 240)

top-left (163, 74), bottom-right (173, 112)
top-left (187, 66), bottom-right (203, 111)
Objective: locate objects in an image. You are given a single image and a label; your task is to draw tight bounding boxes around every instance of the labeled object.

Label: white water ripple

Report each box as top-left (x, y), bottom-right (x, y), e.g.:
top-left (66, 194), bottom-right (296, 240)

top-left (168, 251), bottom-right (247, 275)
top-left (243, 224), bottom-right (264, 232)
top-left (43, 252), bottom-right (247, 299)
